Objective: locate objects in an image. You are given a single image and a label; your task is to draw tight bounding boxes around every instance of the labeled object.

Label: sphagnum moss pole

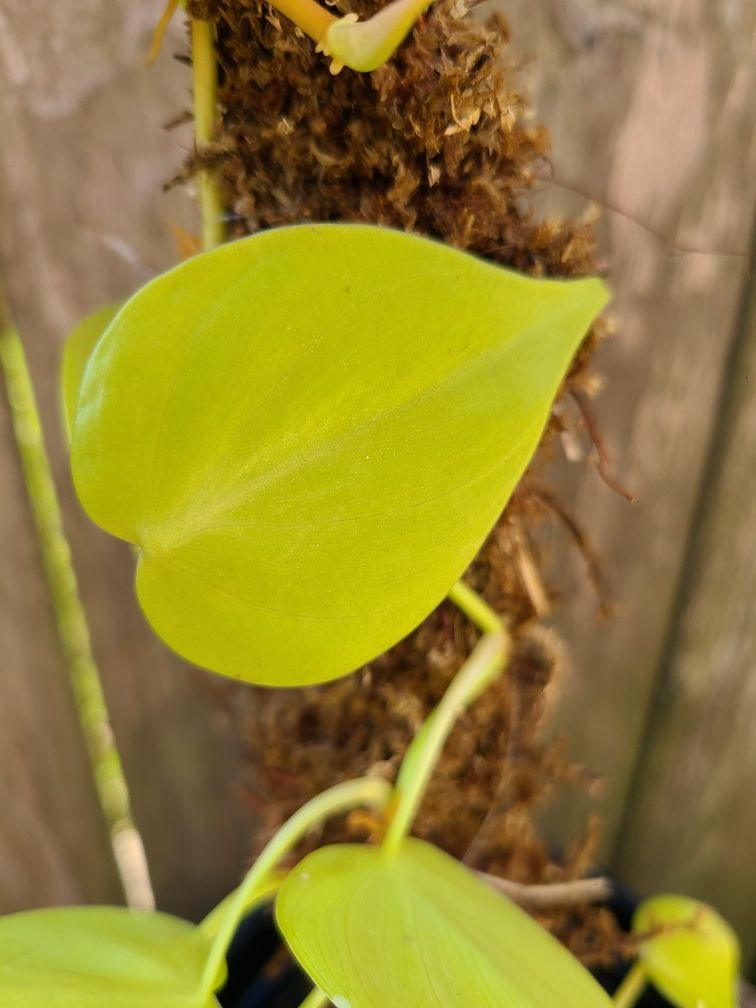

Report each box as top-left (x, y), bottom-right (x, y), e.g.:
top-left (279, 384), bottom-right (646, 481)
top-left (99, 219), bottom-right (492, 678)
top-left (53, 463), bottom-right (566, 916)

top-left (173, 19), bottom-right (595, 1002)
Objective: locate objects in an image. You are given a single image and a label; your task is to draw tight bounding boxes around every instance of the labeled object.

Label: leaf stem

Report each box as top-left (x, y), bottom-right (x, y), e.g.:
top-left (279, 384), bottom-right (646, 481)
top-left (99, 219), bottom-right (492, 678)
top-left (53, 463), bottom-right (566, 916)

top-left (382, 629), bottom-right (508, 856)
top-left (191, 18), bottom-right (224, 252)
top-left (0, 303), bottom-right (154, 910)
top-left (297, 988), bottom-right (331, 1008)
top-left (198, 874), bottom-right (284, 940)
top-left (612, 961), bottom-right (647, 1008)
top-left (267, 0), bottom-right (335, 43)
top-left (448, 579), bottom-right (502, 634)
top-left (199, 776), bottom-right (393, 998)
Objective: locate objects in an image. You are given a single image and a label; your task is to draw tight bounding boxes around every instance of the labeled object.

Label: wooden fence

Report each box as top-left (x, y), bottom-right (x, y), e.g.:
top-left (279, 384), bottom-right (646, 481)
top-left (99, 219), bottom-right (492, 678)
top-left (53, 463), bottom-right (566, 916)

top-left (0, 0), bottom-right (754, 978)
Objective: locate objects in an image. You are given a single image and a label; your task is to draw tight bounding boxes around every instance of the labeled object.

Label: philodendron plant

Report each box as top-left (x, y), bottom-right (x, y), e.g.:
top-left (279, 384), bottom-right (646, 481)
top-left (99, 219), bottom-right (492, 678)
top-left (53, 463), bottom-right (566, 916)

top-left (4, 220), bottom-right (613, 1005)
top-left (0, 5), bottom-right (741, 1008)
top-left (2, 168), bottom-right (742, 1008)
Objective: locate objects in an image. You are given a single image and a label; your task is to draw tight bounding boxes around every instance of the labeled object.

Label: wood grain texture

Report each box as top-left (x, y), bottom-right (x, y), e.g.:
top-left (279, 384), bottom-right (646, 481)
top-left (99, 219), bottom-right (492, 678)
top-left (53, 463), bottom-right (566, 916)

top-left (0, 367), bottom-right (122, 911)
top-left (500, 0), bottom-right (756, 858)
top-left (0, 0), bottom-right (252, 919)
top-left (614, 242), bottom-right (756, 969)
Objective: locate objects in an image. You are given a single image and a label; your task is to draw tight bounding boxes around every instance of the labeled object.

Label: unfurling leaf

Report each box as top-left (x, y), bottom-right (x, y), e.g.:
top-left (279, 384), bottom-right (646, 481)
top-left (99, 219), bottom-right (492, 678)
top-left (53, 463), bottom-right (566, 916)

top-left (60, 303), bottom-right (120, 439)
top-left (72, 224), bottom-right (608, 686)
top-left (276, 838), bottom-right (615, 1008)
top-left (322, 0), bottom-right (433, 73)
top-left (633, 895), bottom-right (739, 1008)
top-left (0, 905), bottom-right (217, 1007)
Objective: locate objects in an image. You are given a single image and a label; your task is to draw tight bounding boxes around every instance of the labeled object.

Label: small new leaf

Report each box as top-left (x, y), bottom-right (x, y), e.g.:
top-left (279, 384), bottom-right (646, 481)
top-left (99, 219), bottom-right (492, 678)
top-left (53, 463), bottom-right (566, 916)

top-left (276, 838), bottom-right (615, 1008)
top-left (71, 224), bottom-right (608, 686)
top-left (0, 905), bottom-right (218, 1007)
top-left (633, 895), bottom-right (740, 1008)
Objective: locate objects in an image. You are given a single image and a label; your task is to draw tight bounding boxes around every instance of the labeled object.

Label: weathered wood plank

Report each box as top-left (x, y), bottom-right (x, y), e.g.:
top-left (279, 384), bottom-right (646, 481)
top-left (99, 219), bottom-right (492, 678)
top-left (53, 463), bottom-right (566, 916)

top-left (0, 1), bottom-right (252, 919)
top-left (613, 256), bottom-right (756, 968)
top-left (501, 0), bottom-right (756, 855)
top-left (0, 349), bottom-right (122, 911)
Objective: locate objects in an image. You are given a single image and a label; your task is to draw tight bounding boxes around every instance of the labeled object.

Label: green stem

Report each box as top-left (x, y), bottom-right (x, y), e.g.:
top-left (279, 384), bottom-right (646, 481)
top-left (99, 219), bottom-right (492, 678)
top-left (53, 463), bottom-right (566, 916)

top-left (199, 776), bottom-right (393, 998)
top-left (382, 629), bottom-right (508, 855)
top-left (267, 0), bottom-right (335, 42)
top-left (0, 309), bottom-right (153, 910)
top-left (198, 874), bottom-right (283, 940)
top-left (297, 988), bottom-right (331, 1008)
top-left (448, 579), bottom-right (502, 634)
top-left (191, 19), bottom-right (224, 252)
top-left (612, 961), bottom-right (647, 1008)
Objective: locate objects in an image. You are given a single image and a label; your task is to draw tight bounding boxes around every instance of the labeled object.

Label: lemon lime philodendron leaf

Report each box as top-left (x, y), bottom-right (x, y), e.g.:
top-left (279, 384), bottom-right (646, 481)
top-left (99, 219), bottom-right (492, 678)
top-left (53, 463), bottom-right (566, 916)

top-left (633, 895), bottom-right (740, 1008)
top-left (71, 224), bottom-right (608, 686)
top-left (60, 303), bottom-right (120, 440)
top-left (0, 906), bottom-right (218, 1007)
top-left (276, 838), bottom-right (614, 1008)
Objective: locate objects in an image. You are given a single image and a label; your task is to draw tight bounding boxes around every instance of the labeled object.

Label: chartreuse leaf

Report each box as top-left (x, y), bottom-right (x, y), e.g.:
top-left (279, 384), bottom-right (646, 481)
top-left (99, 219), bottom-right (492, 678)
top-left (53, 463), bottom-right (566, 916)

top-left (71, 224), bottom-right (608, 686)
top-left (633, 895), bottom-right (739, 1008)
top-left (275, 837), bottom-right (615, 1008)
top-left (60, 303), bottom-right (120, 439)
top-left (0, 905), bottom-right (217, 1007)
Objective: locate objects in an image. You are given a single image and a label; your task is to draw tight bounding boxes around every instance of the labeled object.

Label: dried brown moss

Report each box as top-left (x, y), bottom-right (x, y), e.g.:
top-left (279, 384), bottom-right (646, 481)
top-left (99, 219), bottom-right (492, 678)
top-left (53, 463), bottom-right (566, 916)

top-left (184, 0), bottom-right (597, 279)
top-left (184, 0), bottom-right (620, 964)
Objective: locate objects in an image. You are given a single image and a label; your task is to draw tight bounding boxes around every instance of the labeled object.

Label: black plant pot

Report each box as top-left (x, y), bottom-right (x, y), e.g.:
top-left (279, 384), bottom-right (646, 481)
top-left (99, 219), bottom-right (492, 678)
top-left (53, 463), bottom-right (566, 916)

top-left (216, 882), bottom-right (674, 1008)
top-left (217, 907), bottom-right (310, 1008)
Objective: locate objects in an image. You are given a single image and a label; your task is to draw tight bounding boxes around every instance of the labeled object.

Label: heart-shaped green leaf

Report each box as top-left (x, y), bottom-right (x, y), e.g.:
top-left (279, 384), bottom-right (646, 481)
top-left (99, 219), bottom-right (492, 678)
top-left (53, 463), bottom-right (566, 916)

top-left (633, 895), bottom-right (739, 1008)
top-left (275, 838), bottom-right (614, 1008)
top-left (71, 224), bottom-right (608, 686)
top-left (0, 905), bottom-right (217, 1007)
top-left (60, 303), bottom-right (120, 440)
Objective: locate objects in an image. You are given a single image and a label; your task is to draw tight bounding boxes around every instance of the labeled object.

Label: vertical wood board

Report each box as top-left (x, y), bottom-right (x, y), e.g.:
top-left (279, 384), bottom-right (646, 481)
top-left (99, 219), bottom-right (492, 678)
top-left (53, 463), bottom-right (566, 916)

top-left (0, 0), bottom-right (253, 920)
top-left (501, 0), bottom-right (756, 858)
top-left (614, 252), bottom-right (756, 968)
